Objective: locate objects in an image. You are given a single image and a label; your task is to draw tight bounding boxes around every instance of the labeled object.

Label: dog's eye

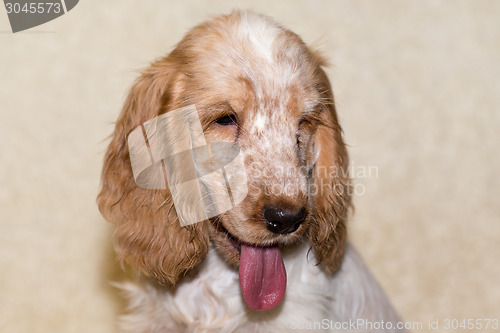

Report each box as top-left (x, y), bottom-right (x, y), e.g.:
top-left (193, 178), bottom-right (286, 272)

top-left (214, 114), bottom-right (237, 126)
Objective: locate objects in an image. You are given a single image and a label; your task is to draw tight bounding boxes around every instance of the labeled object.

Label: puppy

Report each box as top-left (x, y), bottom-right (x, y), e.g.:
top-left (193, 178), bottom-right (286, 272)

top-left (98, 10), bottom-right (406, 332)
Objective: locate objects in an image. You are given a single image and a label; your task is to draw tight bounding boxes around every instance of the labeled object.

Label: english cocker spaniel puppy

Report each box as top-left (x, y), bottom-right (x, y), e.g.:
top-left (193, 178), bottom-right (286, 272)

top-left (98, 10), bottom-right (406, 333)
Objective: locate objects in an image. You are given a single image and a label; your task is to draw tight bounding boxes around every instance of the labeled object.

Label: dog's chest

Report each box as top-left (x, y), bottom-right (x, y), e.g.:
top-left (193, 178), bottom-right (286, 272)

top-left (119, 244), bottom-right (403, 332)
top-left (168, 245), bottom-right (338, 332)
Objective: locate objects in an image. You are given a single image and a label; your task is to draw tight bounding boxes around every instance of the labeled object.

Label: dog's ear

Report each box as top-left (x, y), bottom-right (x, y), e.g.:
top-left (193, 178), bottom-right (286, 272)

top-left (97, 58), bottom-right (209, 286)
top-left (309, 65), bottom-right (351, 274)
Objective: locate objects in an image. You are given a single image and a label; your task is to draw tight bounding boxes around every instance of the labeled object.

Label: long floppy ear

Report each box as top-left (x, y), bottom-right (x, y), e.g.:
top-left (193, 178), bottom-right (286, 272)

top-left (97, 57), bottom-right (209, 286)
top-left (309, 65), bottom-right (351, 274)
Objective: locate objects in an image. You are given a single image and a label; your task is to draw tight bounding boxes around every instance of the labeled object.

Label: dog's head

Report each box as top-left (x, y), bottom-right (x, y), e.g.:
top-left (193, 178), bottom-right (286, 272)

top-left (98, 11), bottom-right (350, 311)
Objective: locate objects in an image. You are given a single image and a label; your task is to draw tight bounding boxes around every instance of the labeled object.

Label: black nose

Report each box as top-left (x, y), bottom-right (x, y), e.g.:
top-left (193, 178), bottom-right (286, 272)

top-left (264, 205), bottom-right (307, 235)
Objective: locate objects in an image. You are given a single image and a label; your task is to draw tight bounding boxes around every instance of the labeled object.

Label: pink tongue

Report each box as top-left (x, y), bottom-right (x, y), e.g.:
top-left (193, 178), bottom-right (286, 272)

top-left (239, 243), bottom-right (286, 311)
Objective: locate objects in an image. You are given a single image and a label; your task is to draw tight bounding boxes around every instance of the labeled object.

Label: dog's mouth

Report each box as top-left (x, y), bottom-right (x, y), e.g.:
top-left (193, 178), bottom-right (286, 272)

top-left (217, 225), bottom-right (287, 311)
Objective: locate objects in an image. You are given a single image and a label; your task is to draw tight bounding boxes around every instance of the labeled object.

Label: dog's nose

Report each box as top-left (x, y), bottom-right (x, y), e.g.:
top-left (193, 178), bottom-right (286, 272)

top-left (264, 205), bottom-right (307, 235)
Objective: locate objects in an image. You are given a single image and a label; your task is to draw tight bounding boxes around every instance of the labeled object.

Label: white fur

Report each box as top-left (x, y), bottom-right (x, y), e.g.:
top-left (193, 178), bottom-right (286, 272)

top-left (116, 242), bottom-right (405, 333)
top-left (251, 113), bottom-right (267, 134)
top-left (241, 14), bottom-right (278, 64)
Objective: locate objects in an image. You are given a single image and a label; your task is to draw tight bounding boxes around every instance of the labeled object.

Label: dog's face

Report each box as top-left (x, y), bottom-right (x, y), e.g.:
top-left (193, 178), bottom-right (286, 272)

top-left (98, 11), bottom-right (350, 311)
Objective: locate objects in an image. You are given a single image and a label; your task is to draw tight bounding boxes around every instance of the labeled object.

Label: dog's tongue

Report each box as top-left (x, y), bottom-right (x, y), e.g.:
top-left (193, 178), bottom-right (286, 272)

top-left (239, 243), bottom-right (286, 311)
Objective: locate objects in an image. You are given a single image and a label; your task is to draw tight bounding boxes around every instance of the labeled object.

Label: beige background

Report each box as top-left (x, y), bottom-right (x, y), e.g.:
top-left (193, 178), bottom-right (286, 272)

top-left (1, 1), bottom-right (499, 332)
